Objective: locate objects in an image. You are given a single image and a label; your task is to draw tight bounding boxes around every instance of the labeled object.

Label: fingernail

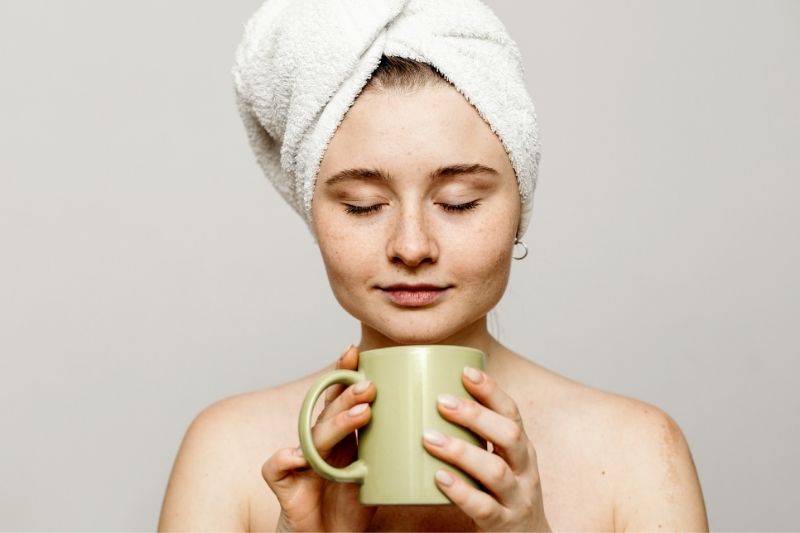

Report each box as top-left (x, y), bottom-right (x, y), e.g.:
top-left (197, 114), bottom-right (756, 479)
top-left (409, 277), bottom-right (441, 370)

top-left (347, 403), bottom-right (368, 416)
top-left (437, 393), bottom-right (460, 409)
top-left (422, 429), bottom-right (447, 446)
top-left (463, 366), bottom-right (483, 384)
top-left (435, 470), bottom-right (454, 486)
top-left (353, 380), bottom-right (371, 394)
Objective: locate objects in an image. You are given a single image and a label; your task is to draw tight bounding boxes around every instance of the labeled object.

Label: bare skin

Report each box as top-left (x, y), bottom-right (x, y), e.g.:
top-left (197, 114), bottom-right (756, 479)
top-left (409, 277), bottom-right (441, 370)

top-left (158, 83), bottom-right (708, 531)
top-left (158, 340), bottom-right (708, 531)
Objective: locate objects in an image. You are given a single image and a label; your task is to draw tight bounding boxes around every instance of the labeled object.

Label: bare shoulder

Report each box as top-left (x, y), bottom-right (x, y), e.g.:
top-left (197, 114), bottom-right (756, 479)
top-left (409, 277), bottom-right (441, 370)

top-left (501, 353), bottom-right (708, 531)
top-left (158, 371), bottom-right (324, 532)
top-left (599, 392), bottom-right (709, 531)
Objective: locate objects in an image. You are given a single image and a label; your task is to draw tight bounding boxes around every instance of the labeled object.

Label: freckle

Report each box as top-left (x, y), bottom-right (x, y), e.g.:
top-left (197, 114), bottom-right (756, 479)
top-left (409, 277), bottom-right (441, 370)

top-left (601, 470), bottom-right (606, 475)
top-left (658, 525), bottom-right (662, 529)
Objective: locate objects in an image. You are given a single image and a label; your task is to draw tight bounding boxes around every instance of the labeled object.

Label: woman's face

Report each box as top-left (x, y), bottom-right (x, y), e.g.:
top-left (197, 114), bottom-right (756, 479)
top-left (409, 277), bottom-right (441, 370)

top-left (312, 83), bottom-right (520, 346)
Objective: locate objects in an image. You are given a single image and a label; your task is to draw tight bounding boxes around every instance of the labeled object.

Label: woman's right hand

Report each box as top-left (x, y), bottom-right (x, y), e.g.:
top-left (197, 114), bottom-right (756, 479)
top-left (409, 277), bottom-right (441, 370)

top-left (262, 345), bottom-right (378, 532)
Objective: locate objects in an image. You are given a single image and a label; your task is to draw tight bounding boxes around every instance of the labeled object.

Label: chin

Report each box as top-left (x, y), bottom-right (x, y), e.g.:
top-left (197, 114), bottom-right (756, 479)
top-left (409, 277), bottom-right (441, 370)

top-left (381, 331), bottom-right (450, 346)
top-left (366, 315), bottom-right (476, 346)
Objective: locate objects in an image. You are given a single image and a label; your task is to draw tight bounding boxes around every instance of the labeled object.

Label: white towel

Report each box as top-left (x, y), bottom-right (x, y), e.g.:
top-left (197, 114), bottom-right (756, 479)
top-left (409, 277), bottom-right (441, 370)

top-left (232, 0), bottom-right (540, 241)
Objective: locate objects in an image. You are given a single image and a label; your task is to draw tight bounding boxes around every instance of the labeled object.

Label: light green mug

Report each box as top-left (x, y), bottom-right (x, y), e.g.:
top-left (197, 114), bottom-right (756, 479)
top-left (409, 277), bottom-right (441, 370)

top-left (298, 344), bottom-right (487, 505)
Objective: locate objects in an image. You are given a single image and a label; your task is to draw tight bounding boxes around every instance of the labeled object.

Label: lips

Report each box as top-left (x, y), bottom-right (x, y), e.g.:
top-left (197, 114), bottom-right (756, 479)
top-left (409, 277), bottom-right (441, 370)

top-left (380, 283), bottom-right (451, 307)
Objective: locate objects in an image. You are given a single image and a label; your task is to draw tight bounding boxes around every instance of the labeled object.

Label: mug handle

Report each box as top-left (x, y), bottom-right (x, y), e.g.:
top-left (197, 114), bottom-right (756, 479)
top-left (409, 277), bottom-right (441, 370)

top-left (297, 369), bottom-right (369, 483)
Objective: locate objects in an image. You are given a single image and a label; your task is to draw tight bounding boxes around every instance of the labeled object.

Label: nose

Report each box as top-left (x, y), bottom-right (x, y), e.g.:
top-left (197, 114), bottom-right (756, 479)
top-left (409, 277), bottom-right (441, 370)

top-left (386, 204), bottom-right (439, 267)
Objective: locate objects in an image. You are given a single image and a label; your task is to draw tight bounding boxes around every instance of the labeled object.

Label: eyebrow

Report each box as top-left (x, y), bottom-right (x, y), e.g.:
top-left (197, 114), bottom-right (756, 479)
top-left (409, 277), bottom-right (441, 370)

top-left (322, 163), bottom-right (500, 187)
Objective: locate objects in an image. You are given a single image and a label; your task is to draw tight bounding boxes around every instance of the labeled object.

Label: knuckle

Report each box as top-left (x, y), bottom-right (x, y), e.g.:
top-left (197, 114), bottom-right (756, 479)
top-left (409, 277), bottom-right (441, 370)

top-left (461, 399), bottom-right (479, 417)
top-left (310, 420), bottom-right (333, 453)
top-left (507, 422), bottom-right (524, 443)
top-left (261, 467), bottom-right (272, 486)
top-left (520, 499), bottom-right (536, 517)
top-left (511, 407), bottom-right (524, 426)
top-left (527, 441), bottom-right (539, 462)
top-left (487, 458), bottom-right (507, 485)
top-left (473, 503), bottom-right (496, 522)
top-left (494, 424), bottom-right (522, 451)
top-left (260, 458), bottom-right (273, 481)
top-left (526, 463), bottom-right (543, 489)
top-left (483, 376), bottom-right (498, 395)
top-left (261, 451), bottom-right (285, 483)
top-left (448, 436), bottom-right (467, 457)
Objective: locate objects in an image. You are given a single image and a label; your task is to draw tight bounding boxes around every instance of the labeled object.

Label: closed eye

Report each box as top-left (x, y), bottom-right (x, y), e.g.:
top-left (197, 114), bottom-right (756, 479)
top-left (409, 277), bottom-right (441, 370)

top-left (343, 200), bottom-right (481, 216)
top-left (439, 200), bottom-right (480, 212)
top-left (343, 204), bottom-right (385, 216)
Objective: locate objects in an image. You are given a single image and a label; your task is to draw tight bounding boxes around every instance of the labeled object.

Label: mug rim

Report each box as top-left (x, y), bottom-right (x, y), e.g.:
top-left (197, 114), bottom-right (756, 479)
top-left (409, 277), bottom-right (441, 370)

top-left (359, 344), bottom-right (485, 358)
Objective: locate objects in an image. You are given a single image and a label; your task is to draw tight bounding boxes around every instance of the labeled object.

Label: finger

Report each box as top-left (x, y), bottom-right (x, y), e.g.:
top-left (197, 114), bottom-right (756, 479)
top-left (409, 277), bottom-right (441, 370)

top-left (445, 368), bottom-right (533, 473)
top-left (461, 367), bottom-right (525, 427)
top-left (437, 393), bottom-right (530, 474)
top-left (422, 430), bottom-right (523, 508)
top-left (311, 400), bottom-right (372, 457)
top-left (437, 395), bottom-right (531, 476)
top-left (262, 446), bottom-right (309, 489)
top-left (324, 344), bottom-right (355, 406)
top-left (340, 344), bottom-right (360, 370)
top-left (432, 467), bottom-right (509, 527)
top-left (317, 378), bottom-right (375, 423)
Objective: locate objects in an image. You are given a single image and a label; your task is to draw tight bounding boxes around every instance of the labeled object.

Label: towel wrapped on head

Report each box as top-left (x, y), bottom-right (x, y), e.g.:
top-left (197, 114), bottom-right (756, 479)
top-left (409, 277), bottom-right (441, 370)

top-left (232, 0), bottom-right (541, 241)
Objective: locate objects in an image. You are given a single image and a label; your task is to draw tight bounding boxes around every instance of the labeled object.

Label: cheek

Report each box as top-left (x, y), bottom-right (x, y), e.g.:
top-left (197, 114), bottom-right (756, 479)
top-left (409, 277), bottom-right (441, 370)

top-left (450, 213), bottom-right (514, 297)
top-left (314, 211), bottom-right (374, 296)
top-left (459, 236), bottom-right (510, 288)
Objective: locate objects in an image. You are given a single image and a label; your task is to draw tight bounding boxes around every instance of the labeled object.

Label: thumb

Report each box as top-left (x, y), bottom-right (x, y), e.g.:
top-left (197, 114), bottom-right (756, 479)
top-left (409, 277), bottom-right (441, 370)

top-left (262, 447), bottom-right (308, 491)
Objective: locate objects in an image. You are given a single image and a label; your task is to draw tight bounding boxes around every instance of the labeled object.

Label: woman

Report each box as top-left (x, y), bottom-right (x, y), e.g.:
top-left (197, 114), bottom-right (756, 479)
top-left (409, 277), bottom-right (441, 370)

top-left (158, 1), bottom-right (708, 531)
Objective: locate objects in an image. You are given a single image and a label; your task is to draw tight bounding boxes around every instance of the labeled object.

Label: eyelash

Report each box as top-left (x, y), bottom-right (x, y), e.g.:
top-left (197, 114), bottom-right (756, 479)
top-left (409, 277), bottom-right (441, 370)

top-left (343, 200), bottom-right (481, 216)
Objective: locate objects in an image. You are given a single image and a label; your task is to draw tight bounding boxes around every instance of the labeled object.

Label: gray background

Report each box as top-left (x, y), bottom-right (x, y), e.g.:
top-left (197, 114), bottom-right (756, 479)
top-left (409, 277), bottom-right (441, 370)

top-left (1, 0), bottom-right (798, 530)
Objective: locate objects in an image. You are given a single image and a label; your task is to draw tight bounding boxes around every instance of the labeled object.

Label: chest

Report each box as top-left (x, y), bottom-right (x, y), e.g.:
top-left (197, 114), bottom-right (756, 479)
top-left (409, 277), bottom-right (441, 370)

top-left (248, 415), bottom-right (615, 532)
top-left (247, 370), bottom-right (620, 531)
top-left (362, 475), bottom-right (613, 531)
top-left (366, 504), bottom-right (473, 531)
top-left (249, 466), bottom-right (612, 532)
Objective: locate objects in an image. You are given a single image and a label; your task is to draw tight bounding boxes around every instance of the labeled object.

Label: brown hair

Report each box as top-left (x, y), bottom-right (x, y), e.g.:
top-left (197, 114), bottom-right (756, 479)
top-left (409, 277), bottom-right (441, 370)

top-left (364, 55), bottom-right (450, 93)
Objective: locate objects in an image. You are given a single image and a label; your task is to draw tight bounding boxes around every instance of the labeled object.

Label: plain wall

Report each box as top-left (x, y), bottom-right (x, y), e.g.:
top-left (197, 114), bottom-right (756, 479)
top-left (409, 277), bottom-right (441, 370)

top-left (1, 0), bottom-right (798, 530)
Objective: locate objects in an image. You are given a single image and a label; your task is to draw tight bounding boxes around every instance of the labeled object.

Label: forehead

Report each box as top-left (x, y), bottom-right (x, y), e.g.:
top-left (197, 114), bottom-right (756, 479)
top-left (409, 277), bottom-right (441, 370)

top-left (319, 84), bottom-right (512, 177)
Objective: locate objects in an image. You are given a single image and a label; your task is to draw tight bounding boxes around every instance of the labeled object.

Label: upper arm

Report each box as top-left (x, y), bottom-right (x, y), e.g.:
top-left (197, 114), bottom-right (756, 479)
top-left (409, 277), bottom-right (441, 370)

top-left (158, 400), bottom-right (251, 532)
top-left (614, 403), bottom-right (709, 532)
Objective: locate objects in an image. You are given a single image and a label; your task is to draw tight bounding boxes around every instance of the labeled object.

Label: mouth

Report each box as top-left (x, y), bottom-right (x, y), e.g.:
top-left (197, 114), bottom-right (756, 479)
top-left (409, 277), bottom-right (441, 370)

top-left (379, 283), bottom-right (452, 307)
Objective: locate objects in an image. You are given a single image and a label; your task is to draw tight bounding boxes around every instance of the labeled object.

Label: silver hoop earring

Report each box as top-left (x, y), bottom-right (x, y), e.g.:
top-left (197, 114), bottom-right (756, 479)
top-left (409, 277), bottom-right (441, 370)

top-left (513, 238), bottom-right (528, 260)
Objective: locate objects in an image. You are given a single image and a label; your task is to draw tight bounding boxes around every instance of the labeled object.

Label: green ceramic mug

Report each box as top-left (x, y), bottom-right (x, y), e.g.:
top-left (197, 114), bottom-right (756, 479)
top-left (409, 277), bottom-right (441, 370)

top-left (298, 344), bottom-right (487, 505)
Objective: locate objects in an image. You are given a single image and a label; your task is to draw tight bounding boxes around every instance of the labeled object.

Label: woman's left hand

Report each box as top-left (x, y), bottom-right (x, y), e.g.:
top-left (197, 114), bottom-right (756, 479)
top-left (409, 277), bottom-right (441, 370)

top-left (421, 366), bottom-right (552, 532)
